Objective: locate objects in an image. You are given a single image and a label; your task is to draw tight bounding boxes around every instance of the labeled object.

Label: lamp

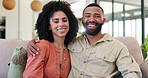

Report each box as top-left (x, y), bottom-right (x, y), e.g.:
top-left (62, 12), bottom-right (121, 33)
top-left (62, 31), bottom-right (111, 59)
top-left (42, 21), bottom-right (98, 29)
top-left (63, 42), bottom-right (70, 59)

top-left (30, 0), bottom-right (42, 12)
top-left (2, 0), bottom-right (16, 10)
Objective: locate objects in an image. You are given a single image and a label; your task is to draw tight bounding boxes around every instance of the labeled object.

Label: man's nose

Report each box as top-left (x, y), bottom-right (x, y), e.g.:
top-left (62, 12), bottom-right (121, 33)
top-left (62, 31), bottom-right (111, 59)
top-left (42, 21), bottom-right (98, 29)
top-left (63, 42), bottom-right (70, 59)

top-left (89, 16), bottom-right (95, 22)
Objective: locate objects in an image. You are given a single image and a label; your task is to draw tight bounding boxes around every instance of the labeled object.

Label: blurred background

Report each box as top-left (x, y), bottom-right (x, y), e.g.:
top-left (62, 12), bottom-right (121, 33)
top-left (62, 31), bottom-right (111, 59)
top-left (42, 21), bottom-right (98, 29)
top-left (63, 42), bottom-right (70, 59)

top-left (0, 0), bottom-right (148, 45)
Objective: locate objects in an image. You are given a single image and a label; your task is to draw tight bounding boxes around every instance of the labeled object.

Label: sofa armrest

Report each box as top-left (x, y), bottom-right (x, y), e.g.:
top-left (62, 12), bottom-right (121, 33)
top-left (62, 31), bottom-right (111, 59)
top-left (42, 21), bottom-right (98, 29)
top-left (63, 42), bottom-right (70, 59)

top-left (140, 59), bottom-right (148, 78)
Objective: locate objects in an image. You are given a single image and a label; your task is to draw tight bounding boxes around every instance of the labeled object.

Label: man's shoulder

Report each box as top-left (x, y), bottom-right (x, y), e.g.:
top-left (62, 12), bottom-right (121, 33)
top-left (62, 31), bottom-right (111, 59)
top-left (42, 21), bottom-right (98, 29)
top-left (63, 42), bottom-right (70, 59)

top-left (111, 38), bottom-right (127, 48)
top-left (68, 35), bottom-right (84, 49)
top-left (71, 35), bottom-right (84, 43)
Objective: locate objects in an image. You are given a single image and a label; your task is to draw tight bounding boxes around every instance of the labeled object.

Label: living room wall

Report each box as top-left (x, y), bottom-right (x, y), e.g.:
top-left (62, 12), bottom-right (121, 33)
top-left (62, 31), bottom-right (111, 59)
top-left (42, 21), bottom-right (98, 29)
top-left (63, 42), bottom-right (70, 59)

top-left (0, 0), bottom-right (35, 40)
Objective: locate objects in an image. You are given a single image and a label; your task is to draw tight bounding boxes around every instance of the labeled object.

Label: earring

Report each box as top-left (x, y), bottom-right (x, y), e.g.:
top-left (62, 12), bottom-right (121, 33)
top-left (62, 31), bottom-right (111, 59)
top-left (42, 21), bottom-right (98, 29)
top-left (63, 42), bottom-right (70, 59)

top-left (49, 26), bottom-right (51, 30)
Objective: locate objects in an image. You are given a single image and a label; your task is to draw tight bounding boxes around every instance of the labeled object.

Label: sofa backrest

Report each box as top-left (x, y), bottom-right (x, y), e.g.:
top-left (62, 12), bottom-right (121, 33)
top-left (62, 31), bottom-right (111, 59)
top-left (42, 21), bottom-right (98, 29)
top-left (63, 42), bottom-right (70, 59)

top-left (115, 37), bottom-right (144, 65)
top-left (0, 39), bottom-right (28, 78)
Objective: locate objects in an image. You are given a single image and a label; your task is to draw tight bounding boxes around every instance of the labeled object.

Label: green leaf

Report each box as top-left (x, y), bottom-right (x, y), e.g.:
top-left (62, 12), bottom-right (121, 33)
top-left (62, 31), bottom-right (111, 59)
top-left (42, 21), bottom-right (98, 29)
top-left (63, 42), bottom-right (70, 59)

top-left (142, 51), bottom-right (147, 60)
top-left (141, 34), bottom-right (148, 60)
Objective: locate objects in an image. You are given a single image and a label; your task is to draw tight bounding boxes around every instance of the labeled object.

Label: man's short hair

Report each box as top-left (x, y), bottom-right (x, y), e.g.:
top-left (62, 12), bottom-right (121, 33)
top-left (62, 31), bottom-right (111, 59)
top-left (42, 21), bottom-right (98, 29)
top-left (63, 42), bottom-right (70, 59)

top-left (83, 3), bottom-right (104, 14)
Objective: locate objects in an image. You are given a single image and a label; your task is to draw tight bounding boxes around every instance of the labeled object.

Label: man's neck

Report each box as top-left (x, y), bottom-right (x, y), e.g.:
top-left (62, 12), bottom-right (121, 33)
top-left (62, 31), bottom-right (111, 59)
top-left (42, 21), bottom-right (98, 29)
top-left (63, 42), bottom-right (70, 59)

top-left (86, 32), bottom-right (104, 45)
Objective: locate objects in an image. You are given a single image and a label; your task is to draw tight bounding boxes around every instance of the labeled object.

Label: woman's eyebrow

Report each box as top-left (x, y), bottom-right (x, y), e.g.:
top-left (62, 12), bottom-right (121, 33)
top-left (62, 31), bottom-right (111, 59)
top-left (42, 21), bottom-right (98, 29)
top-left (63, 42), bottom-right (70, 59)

top-left (52, 18), bottom-right (59, 21)
top-left (62, 17), bottom-right (67, 19)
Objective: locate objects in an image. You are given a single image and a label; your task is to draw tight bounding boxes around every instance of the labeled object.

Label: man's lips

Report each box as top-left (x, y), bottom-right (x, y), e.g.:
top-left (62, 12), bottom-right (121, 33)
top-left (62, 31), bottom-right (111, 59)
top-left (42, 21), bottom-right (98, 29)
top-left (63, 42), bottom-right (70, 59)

top-left (87, 24), bottom-right (96, 29)
top-left (88, 25), bottom-right (96, 27)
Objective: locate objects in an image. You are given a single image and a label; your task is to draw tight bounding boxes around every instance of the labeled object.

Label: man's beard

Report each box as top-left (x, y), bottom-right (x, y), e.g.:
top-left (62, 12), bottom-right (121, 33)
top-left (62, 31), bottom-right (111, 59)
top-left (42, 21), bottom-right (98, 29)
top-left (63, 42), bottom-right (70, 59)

top-left (82, 21), bottom-right (103, 35)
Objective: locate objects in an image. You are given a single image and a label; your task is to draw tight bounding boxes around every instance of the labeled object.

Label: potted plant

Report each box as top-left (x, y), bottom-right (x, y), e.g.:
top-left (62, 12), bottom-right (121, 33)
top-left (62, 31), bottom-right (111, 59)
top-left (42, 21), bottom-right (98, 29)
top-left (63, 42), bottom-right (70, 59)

top-left (141, 35), bottom-right (148, 60)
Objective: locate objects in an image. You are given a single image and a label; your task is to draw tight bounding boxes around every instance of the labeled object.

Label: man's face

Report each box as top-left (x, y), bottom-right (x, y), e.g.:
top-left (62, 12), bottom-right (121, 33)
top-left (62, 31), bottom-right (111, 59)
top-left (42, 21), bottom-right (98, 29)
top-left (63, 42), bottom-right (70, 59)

top-left (82, 6), bottom-right (106, 35)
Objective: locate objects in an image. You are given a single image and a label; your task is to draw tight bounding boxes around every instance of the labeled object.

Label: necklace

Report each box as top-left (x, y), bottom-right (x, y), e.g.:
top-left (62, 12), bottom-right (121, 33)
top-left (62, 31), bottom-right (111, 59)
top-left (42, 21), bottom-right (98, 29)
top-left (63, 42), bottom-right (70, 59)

top-left (53, 42), bottom-right (65, 70)
top-left (60, 45), bottom-right (65, 70)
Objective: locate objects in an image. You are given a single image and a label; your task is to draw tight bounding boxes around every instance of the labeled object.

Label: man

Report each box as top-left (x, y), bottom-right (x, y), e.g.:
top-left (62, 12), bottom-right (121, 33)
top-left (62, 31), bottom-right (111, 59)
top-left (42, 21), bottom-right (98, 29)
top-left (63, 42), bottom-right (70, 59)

top-left (27, 3), bottom-right (142, 78)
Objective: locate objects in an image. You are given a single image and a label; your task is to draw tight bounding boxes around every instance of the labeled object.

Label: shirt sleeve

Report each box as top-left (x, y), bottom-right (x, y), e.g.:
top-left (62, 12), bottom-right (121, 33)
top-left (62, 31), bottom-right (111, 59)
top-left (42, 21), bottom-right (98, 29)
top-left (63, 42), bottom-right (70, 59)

top-left (23, 41), bottom-right (47, 78)
top-left (116, 46), bottom-right (142, 78)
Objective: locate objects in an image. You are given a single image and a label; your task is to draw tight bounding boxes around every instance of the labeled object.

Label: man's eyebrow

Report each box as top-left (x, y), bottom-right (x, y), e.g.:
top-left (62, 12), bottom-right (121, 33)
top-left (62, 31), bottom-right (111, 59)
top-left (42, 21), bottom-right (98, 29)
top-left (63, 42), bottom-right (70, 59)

top-left (84, 13), bottom-right (91, 15)
top-left (94, 13), bottom-right (100, 15)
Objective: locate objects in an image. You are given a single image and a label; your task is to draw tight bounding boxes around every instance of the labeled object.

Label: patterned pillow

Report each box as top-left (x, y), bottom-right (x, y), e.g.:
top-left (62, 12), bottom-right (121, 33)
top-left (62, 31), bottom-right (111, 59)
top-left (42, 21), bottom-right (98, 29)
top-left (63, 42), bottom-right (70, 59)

top-left (7, 47), bottom-right (27, 78)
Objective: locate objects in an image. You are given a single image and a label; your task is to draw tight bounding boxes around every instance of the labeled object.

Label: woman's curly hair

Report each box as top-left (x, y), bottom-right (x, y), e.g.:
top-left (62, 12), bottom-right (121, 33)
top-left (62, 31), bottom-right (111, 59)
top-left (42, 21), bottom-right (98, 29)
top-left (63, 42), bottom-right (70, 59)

top-left (35, 1), bottom-right (78, 46)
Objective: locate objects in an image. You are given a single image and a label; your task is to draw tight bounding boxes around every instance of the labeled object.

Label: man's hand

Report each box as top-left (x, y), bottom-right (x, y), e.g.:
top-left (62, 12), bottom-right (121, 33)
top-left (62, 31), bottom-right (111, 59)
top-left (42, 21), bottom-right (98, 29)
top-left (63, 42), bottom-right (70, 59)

top-left (27, 39), bottom-right (39, 56)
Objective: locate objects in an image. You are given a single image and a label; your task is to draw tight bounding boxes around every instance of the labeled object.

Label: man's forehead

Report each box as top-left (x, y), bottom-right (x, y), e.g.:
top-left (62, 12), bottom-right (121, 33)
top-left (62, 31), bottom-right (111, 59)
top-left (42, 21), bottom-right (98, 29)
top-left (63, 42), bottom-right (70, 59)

top-left (84, 13), bottom-right (100, 15)
top-left (84, 7), bottom-right (102, 12)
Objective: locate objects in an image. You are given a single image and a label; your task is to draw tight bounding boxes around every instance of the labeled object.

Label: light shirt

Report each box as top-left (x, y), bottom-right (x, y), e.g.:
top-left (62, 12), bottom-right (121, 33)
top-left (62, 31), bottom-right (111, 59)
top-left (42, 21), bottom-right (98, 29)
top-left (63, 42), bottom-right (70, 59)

top-left (23, 40), bottom-right (70, 78)
top-left (68, 33), bottom-right (142, 78)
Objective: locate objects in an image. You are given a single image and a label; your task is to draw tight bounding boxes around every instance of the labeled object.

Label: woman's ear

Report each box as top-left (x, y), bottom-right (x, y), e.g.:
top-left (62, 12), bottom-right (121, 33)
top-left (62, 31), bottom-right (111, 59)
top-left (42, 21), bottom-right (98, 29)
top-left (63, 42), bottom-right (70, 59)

top-left (49, 26), bottom-right (51, 30)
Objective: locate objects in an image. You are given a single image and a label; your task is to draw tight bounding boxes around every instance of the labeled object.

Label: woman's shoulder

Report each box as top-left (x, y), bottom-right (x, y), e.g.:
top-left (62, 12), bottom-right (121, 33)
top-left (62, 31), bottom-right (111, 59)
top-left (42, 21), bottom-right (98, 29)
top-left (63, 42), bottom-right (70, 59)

top-left (36, 40), bottom-right (52, 47)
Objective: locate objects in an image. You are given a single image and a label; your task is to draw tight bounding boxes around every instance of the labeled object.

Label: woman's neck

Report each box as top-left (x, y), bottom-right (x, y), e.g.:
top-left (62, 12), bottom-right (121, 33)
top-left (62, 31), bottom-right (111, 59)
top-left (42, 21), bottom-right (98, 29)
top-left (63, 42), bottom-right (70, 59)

top-left (53, 37), bottom-right (65, 48)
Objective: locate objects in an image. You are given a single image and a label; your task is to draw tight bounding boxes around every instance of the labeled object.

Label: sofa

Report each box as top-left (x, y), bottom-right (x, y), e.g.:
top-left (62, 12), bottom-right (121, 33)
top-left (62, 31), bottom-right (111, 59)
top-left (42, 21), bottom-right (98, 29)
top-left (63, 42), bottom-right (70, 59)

top-left (0, 39), bottom-right (28, 78)
top-left (0, 37), bottom-right (148, 78)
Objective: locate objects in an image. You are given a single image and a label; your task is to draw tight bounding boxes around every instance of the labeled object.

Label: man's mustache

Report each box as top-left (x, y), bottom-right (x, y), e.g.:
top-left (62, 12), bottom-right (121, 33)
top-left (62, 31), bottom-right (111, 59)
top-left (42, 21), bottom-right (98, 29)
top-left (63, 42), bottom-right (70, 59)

top-left (86, 22), bottom-right (98, 25)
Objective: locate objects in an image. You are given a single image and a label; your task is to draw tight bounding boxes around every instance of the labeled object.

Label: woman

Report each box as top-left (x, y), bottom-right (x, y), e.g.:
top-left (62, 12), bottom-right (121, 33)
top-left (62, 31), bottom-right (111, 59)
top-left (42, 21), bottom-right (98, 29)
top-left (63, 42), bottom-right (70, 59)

top-left (23, 1), bottom-right (78, 78)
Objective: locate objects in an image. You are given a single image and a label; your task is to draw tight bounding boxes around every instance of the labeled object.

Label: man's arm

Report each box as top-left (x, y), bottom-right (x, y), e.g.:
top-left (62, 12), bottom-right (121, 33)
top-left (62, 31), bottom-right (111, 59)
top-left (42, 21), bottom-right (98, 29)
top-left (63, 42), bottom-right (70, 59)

top-left (116, 47), bottom-right (142, 78)
top-left (27, 39), bottom-right (39, 56)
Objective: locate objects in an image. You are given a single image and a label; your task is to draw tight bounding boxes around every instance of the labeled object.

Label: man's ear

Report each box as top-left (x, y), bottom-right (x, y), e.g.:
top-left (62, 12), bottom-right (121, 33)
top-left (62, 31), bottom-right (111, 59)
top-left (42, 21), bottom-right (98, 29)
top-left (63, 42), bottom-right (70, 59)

top-left (80, 17), bottom-right (83, 23)
top-left (102, 18), bottom-right (106, 24)
top-left (79, 17), bottom-right (82, 22)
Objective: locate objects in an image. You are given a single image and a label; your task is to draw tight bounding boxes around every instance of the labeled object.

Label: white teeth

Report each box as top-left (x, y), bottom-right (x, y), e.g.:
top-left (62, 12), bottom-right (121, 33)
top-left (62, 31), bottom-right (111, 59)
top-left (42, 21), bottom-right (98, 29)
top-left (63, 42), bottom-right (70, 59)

top-left (88, 25), bottom-right (96, 27)
top-left (57, 29), bottom-right (65, 31)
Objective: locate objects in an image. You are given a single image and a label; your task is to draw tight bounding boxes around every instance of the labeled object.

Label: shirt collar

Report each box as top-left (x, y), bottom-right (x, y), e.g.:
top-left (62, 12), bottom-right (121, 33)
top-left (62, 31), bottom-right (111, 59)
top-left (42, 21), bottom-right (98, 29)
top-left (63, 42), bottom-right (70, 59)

top-left (83, 33), bottom-right (113, 44)
top-left (98, 33), bottom-right (113, 42)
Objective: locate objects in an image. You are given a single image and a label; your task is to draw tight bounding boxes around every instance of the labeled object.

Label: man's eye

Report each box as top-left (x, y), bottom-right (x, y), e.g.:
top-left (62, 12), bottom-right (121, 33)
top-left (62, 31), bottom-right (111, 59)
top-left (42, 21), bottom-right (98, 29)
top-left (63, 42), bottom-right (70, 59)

top-left (95, 15), bottom-right (100, 18)
top-left (85, 16), bottom-right (90, 17)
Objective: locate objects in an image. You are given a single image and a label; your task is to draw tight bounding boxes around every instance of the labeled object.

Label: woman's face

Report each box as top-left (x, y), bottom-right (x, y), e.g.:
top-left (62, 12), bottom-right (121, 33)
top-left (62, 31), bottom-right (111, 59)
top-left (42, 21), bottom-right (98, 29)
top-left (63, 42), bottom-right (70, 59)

top-left (50, 11), bottom-right (69, 38)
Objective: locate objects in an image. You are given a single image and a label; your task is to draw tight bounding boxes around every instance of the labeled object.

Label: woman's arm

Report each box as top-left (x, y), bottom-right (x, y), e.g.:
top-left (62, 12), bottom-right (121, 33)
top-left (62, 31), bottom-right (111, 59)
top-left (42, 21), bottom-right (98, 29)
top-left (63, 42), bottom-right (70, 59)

top-left (23, 40), bottom-right (47, 78)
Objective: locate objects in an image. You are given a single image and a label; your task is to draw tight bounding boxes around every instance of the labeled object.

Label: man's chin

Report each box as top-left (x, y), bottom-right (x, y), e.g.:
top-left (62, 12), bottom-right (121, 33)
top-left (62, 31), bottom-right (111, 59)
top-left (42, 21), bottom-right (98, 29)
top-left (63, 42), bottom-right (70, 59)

top-left (86, 30), bottom-right (98, 35)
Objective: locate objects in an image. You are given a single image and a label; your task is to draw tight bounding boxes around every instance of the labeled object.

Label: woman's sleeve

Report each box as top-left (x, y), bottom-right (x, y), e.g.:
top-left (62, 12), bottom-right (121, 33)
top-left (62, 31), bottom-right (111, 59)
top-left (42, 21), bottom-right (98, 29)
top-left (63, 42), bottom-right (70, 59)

top-left (23, 41), bottom-right (47, 78)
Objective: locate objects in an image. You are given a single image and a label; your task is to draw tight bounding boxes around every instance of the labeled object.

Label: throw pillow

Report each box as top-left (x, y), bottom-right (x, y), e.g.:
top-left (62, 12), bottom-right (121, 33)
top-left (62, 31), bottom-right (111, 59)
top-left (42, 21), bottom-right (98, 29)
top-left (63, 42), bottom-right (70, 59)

top-left (7, 47), bottom-right (27, 78)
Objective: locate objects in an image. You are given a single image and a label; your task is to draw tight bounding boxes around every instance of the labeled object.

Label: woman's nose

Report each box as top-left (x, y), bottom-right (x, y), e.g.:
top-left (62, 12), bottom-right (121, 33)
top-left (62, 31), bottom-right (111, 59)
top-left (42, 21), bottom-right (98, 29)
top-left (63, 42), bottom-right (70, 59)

top-left (58, 21), bottom-right (64, 27)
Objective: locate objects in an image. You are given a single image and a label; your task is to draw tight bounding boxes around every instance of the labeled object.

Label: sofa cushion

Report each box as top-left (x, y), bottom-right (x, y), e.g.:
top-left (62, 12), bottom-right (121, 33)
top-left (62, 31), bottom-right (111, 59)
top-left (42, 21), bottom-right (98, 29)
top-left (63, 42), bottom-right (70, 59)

top-left (7, 47), bottom-right (27, 78)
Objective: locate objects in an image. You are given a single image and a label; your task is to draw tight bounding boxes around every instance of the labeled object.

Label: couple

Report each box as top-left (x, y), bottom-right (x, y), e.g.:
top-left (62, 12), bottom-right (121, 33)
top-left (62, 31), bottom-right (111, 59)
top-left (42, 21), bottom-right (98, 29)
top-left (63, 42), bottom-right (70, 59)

top-left (24, 1), bottom-right (142, 78)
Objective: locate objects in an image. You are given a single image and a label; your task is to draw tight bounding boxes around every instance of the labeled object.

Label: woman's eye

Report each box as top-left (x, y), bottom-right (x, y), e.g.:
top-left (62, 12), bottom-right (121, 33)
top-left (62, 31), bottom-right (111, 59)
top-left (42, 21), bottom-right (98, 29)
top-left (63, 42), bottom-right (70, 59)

top-left (63, 20), bottom-right (67, 22)
top-left (54, 21), bottom-right (59, 23)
